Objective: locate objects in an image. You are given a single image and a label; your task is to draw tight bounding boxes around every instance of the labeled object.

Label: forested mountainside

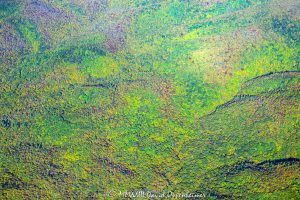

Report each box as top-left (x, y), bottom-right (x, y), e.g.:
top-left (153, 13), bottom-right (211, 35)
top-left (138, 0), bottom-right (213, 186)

top-left (0, 0), bottom-right (299, 199)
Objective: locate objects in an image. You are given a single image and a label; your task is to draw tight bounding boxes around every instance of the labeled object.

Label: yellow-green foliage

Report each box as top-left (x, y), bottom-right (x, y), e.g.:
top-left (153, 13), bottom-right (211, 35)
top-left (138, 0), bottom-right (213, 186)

top-left (0, 0), bottom-right (299, 199)
top-left (83, 55), bottom-right (120, 78)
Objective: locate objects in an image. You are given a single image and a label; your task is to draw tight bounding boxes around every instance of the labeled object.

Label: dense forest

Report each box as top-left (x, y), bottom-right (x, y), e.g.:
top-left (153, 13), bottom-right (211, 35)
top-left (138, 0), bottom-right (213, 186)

top-left (0, 0), bottom-right (299, 199)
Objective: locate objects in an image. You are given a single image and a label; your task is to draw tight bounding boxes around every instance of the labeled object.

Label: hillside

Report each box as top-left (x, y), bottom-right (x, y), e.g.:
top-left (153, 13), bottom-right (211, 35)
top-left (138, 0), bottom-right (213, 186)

top-left (0, 0), bottom-right (299, 199)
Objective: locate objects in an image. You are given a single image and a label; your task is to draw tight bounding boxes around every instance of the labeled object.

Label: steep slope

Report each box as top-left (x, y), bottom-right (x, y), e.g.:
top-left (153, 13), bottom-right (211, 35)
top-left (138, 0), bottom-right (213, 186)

top-left (0, 0), bottom-right (299, 199)
top-left (179, 71), bottom-right (300, 198)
